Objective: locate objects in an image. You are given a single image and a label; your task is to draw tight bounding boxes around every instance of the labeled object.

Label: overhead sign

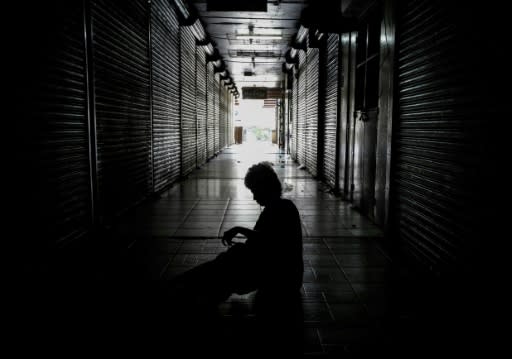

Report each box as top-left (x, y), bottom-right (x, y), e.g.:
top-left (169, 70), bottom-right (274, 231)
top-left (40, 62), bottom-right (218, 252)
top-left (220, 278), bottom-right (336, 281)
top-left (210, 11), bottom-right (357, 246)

top-left (242, 87), bottom-right (267, 99)
top-left (266, 88), bottom-right (283, 99)
top-left (242, 87), bottom-right (283, 99)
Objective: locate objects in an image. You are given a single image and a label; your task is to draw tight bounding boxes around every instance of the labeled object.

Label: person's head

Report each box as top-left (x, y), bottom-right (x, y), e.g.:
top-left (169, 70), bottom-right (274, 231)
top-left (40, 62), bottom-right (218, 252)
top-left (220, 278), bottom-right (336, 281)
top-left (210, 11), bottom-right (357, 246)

top-left (244, 161), bottom-right (282, 206)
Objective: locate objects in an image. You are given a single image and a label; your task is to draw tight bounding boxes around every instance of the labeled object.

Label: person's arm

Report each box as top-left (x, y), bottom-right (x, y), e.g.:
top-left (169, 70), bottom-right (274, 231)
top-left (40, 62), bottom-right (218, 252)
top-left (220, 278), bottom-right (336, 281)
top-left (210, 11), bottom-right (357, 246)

top-left (221, 226), bottom-right (260, 246)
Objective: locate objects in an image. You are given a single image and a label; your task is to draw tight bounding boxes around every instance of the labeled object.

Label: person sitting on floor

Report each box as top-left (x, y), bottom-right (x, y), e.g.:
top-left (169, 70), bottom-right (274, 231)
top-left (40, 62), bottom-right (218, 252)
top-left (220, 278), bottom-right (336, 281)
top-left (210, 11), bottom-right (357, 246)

top-left (170, 161), bottom-right (304, 306)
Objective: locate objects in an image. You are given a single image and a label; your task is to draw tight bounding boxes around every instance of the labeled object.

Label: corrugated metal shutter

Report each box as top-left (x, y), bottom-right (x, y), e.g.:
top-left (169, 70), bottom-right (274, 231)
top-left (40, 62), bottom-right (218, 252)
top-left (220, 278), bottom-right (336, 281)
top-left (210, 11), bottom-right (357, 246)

top-left (196, 48), bottom-right (207, 166)
top-left (226, 88), bottom-right (230, 148)
top-left (151, 0), bottom-right (181, 192)
top-left (180, 26), bottom-right (197, 176)
top-left (393, 0), bottom-right (482, 273)
top-left (214, 74), bottom-right (220, 153)
top-left (228, 92), bottom-right (234, 146)
top-left (306, 36), bottom-right (319, 177)
top-left (91, 0), bottom-right (151, 220)
top-left (323, 33), bottom-right (340, 189)
top-left (206, 63), bottom-right (215, 159)
top-left (290, 74), bottom-right (297, 160)
top-left (21, 2), bottom-right (91, 245)
top-left (219, 86), bottom-right (226, 150)
top-left (297, 51), bottom-right (307, 166)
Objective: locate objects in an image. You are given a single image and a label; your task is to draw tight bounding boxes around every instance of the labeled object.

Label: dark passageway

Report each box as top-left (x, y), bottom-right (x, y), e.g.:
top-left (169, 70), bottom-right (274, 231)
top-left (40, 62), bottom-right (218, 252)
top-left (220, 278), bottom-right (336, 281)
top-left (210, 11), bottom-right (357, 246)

top-left (6, 0), bottom-right (506, 357)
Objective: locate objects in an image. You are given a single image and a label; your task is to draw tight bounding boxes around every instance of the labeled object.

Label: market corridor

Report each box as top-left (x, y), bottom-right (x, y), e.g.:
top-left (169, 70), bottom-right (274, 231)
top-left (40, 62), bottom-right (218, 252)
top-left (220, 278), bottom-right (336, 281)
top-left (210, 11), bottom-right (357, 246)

top-left (92, 143), bottom-right (451, 357)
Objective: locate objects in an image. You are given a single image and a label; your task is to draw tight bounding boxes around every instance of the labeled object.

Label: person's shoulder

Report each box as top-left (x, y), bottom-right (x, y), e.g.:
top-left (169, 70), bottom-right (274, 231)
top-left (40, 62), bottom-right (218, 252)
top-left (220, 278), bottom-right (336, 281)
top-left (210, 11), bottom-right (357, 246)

top-left (278, 198), bottom-right (299, 211)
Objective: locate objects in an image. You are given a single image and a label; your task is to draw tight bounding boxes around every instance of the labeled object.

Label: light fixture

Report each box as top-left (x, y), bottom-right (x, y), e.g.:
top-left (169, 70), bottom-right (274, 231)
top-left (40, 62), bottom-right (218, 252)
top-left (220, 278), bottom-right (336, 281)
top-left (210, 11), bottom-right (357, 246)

top-left (189, 19), bottom-right (206, 42)
top-left (295, 25), bottom-right (308, 43)
top-left (236, 25), bottom-right (282, 40)
top-left (174, 0), bottom-right (191, 20)
top-left (235, 34), bottom-right (283, 40)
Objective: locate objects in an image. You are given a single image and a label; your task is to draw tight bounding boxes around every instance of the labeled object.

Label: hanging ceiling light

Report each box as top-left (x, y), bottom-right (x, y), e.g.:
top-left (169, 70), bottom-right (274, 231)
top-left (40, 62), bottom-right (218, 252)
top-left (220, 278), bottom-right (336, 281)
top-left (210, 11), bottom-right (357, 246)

top-left (236, 24), bottom-right (282, 40)
top-left (174, 0), bottom-right (191, 20)
top-left (189, 19), bottom-right (206, 42)
top-left (295, 25), bottom-right (308, 43)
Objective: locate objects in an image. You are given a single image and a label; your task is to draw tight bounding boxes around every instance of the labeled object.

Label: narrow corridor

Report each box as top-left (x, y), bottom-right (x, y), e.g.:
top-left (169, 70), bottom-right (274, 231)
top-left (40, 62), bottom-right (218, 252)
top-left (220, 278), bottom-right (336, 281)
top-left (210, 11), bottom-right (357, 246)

top-left (115, 142), bottom-right (390, 356)
top-left (6, 0), bottom-right (503, 356)
top-left (10, 143), bottom-right (490, 358)
top-left (30, 143), bottom-right (471, 357)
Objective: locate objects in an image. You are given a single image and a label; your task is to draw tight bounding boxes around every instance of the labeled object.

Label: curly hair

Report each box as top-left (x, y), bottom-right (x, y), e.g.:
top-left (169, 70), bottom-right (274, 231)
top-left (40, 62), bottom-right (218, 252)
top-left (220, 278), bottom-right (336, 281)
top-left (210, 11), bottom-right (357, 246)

top-left (244, 161), bottom-right (282, 198)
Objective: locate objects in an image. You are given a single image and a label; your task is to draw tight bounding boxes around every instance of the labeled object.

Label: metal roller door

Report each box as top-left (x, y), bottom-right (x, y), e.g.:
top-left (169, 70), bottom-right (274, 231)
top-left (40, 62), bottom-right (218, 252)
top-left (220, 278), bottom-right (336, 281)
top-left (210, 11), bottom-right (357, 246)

top-left (290, 75), bottom-right (297, 160)
top-left (225, 88), bottom-right (230, 148)
top-left (219, 87), bottom-right (226, 150)
top-left (306, 36), bottom-right (319, 177)
top-left (151, 0), bottom-right (181, 192)
top-left (180, 26), bottom-right (197, 176)
top-left (196, 48), bottom-right (207, 166)
top-left (214, 74), bottom-right (220, 154)
top-left (228, 93), bottom-right (234, 146)
top-left (297, 51), bottom-right (307, 166)
top-left (227, 90), bottom-right (230, 147)
top-left (21, 2), bottom-right (91, 244)
top-left (323, 33), bottom-right (340, 189)
top-left (393, 0), bottom-right (484, 273)
top-left (206, 63), bottom-right (215, 159)
top-left (91, 0), bottom-right (151, 220)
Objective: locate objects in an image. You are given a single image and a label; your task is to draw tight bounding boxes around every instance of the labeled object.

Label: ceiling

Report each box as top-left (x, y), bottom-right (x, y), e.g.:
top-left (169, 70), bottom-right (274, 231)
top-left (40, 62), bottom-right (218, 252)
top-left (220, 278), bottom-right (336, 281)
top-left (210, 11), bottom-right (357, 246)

top-left (191, 0), bottom-right (310, 90)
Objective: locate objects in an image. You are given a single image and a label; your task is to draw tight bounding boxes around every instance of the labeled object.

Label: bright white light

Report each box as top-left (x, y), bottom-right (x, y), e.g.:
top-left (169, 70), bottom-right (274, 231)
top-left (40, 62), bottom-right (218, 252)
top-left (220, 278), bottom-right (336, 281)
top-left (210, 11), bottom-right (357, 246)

top-left (235, 99), bottom-right (275, 128)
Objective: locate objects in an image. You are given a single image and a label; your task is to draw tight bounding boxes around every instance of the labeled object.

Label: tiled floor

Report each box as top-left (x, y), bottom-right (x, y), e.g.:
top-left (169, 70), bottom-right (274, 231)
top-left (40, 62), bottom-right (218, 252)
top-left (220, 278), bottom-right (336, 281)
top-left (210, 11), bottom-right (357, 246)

top-left (106, 143), bottom-right (395, 355)
top-left (14, 142), bottom-right (488, 357)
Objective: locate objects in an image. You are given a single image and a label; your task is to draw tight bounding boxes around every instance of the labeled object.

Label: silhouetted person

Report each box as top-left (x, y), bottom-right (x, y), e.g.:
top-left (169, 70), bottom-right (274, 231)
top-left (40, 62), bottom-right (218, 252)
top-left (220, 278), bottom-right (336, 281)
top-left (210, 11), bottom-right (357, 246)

top-left (168, 161), bottom-right (304, 355)
top-left (171, 161), bottom-right (303, 301)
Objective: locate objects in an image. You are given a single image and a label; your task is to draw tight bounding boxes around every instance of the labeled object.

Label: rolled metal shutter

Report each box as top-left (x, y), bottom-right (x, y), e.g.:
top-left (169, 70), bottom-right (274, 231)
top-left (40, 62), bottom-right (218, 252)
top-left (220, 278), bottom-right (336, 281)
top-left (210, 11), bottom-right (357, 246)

top-left (306, 36), bottom-right (319, 177)
top-left (290, 75), bottom-right (297, 160)
top-left (297, 51), bottom-right (307, 166)
top-left (219, 86), bottom-right (226, 150)
top-left (206, 63), bottom-right (215, 159)
top-left (225, 88), bottom-right (229, 148)
top-left (225, 88), bottom-right (230, 148)
top-left (196, 48), bottom-right (207, 166)
top-left (91, 0), bottom-right (151, 220)
top-left (151, 0), bottom-right (181, 192)
top-left (323, 33), bottom-right (340, 189)
top-left (228, 93), bottom-right (234, 145)
top-left (393, 0), bottom-right (482, 273)
top-left (214, 74), bottom-right (220, 154)
top-left (180, 26), bottom-right (197, 176)
top-left (23, 2), bottom-right (91, 245)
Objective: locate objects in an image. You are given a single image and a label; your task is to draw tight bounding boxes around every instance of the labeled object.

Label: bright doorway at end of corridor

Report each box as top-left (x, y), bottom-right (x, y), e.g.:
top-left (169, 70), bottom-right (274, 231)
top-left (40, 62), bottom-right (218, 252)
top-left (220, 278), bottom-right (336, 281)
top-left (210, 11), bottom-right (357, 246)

top-left (234, 99), bottom-right (277, 150)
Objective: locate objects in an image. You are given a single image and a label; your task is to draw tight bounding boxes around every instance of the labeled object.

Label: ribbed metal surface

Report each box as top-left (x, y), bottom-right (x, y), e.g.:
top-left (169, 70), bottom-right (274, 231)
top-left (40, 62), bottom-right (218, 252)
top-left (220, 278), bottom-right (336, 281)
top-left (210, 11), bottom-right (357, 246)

top-left (151, 0), bottom-right (181, 191)
top-left (306, 37), bottom-right (319, 177)
top-left (323, 33), bottom-right (339, 188)
top-left (214, 74), bottom-right (220, 153)
top-left (180, 26), bottom-right (197, 176)
top-left (226, 88), bottom-right (231, 147)
top-left (290, 76), bottom-right (297, 160)
top-left (206, 63), bottom-right (215, 158)
top-left (219, 86), bottom-right (226, 150)
top-left (27, 3), bottom-right (91, 244)
top-left (297, 51), bottom-right (307, 166)
top-left (228, 92), bottom-right (234, 145)
top-left (196, 48), bottom-right (207, 166)
top-left (393, 0), bottom-right (478, 273)
top-left (92, 0), bottom-right (151, 219)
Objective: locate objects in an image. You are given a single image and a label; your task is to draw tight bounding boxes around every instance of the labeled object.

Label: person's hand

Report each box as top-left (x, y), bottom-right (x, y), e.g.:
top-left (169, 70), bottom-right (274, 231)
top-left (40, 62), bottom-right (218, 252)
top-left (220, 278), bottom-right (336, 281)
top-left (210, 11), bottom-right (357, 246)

top-left (222, 227), bottom-right (239, 247)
